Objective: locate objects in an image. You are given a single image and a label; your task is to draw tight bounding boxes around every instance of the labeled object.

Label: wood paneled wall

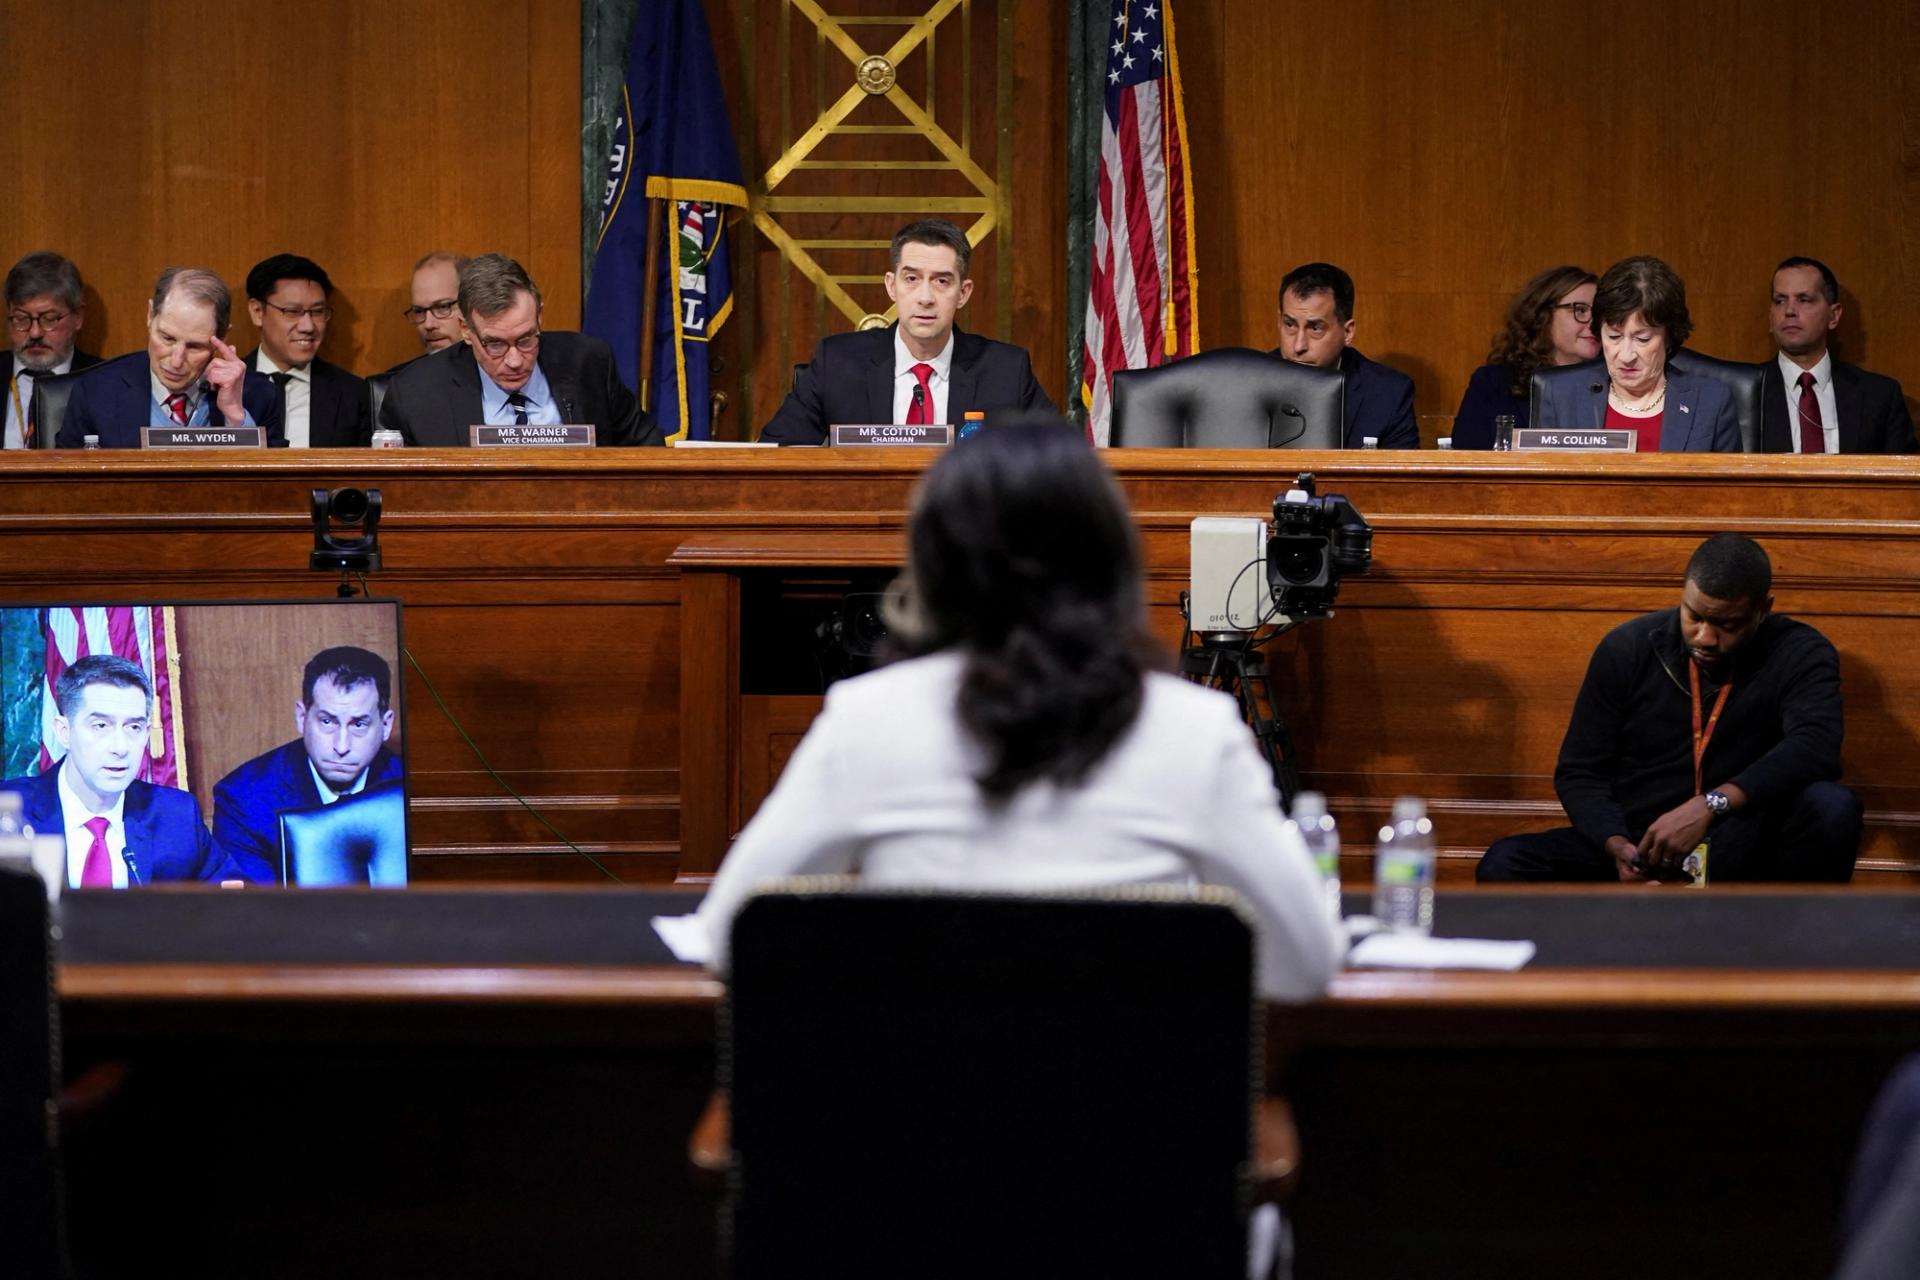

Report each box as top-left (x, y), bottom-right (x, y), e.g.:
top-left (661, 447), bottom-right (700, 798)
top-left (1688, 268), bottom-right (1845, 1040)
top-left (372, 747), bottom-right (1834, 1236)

top-left (1173, 1), bottom-right (1920, 441)
top-left (0, 0), bottom-right (582, 375)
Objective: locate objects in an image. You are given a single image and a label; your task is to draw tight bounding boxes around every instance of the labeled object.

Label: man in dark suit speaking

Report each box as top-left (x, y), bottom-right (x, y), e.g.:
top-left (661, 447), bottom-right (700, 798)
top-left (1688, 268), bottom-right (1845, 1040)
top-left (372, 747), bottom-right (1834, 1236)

top-left (210, 646), bottom-right (404, 884)
top-left (758, 219), bottom-right (1055, 444)
top-left (58, 267), bottom-right (285, 448)
top-left (378, 253), bottom-right (659, 447)
top-left (0, 656), bottom-right (224, 887)
top-left (1761, 256), bottom-right (1916, 455)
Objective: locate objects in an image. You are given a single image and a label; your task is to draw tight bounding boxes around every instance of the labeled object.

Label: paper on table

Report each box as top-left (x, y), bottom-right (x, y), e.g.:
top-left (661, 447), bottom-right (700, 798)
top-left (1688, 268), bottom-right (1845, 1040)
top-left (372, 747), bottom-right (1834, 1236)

top-left (652, 913), bottom-right (714, 964)
top-left (1348, 933), bottom-right (1536, 971)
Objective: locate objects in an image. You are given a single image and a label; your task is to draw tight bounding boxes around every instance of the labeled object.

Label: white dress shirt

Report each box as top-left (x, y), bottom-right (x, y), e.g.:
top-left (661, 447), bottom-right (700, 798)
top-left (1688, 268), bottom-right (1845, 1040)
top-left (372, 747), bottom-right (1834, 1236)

top-left (58, 763), bottom-right (129, 889)
top-left (257, 350), bottom-right (313, 448)
top-left (696, 651), bottom-right (1345, 1001)
top-left (5, 354), bottom-right (75, 449)
top-left (891, 329), bottom-right (954, 424)
top-left (1778, 351), bottom-right (1839, 454)
top-left (308, 758), bottom-right (372, 804)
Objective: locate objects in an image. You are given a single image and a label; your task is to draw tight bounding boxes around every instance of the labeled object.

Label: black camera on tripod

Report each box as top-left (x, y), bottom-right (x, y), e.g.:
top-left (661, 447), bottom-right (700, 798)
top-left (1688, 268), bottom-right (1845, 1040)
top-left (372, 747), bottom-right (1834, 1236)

top-left (1266, 473), bottom-right (1372, 618)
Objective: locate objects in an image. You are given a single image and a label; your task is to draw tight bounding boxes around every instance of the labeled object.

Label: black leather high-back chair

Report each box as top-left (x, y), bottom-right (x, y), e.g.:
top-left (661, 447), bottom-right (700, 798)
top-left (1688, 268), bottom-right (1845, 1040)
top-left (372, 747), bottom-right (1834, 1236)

top-left (279, 782), bottom-right (408, 886)
top-left (27, 372), bottom-right (79, 449)
top-left (0, 866), bottom-right (61, 1276)
top-left (365, 371), bottom-right (393, 435)
top-left (721, 881), bottom-right (1261, 1278)
top-left (1110, 347), bottom-right (1345, 448)
top-left (1530, 352), bottom-right (1766, 452)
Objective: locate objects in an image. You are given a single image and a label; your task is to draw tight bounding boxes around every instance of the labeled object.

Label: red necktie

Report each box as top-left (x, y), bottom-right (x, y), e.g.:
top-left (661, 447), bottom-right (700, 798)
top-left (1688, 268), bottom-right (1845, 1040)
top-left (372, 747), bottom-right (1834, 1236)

top-left (906, 363), bottom-right (934, 425)
top-left (166, 392), bottom-right (190, 425)
top-left (81, 815), bottom-right (113, 888)
top-left (1797, 371), bottom-right (1825, 454)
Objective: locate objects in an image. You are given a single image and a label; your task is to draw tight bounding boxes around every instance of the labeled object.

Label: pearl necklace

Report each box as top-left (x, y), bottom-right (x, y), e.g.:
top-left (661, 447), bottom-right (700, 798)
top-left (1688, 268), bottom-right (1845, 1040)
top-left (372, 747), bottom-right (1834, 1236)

top-left (1609, 378), bottom-right (1667, 414)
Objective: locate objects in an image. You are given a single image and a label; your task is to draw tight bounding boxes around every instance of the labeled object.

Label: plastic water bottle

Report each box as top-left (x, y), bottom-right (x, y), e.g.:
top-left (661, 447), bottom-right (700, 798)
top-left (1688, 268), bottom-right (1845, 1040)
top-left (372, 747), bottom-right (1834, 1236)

top-left (1289, 791), bottom-right (1343, 922)
top-left (1372, 796), bottom-right (1435, 935)
top-left (1492, 414), bottom-right (1515, 451)
top-left (82, 434), bottom-right (101, 450)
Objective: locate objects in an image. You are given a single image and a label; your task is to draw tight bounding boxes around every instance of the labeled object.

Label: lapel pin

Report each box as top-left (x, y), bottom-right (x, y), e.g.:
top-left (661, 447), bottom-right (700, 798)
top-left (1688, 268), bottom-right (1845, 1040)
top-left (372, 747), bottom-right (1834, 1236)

top-left (1679, 404), bottom-right (1691, 414)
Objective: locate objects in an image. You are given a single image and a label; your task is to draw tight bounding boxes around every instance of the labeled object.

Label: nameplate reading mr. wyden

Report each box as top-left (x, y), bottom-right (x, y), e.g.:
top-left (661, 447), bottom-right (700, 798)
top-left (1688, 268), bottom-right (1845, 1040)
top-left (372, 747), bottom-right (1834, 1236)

top-left (141, 426), bottom-right (265, 449)
top-left (830, 423), bottom-right (953, 446)
top-left (1512, 428), bottom-right (1635, 452)
top-left (468, 424), bottom-right (597, 447)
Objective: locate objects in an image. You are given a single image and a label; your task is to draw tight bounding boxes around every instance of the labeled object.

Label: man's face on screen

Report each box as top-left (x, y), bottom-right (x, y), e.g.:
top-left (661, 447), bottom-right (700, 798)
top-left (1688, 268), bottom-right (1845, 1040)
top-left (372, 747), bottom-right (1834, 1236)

top-left (55, 681), bottom-right (151, 812)
top-left (885, 241), bottom-right (972, 355)
top-left (9, 291), bottom-right (84, 372)
top-left (461, 291), bottom-right (541, 391)
top-left (296, 675), bottom-right (394, 789)
top-left (1277, 288), bottom-right (1354, 369)
top-left (146, 295), bottom-right (220, 393)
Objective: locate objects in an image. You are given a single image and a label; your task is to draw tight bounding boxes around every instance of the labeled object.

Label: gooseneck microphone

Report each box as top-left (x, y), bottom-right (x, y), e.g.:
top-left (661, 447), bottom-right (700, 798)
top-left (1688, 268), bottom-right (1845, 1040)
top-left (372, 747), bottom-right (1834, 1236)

top-left (1267, 404), bottom-right (1306, 449)
top-left (123, 847), bottom-right (141, 887)
top-left (911, 382), bottom-right (926, 423)
top-left (1589, 382), bottom-right (1605, 432)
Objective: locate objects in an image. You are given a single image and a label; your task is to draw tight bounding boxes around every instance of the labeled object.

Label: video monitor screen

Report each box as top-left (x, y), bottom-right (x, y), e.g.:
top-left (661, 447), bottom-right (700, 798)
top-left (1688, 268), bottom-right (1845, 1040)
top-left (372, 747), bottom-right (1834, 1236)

top-left (0, 599), bottom-right (408, 889)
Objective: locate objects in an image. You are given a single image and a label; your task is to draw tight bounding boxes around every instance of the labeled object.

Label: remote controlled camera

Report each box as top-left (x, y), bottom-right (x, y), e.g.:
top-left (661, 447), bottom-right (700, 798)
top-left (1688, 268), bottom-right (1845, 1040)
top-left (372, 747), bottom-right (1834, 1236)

top-left (1266, 473), bottom-right (1372, 618)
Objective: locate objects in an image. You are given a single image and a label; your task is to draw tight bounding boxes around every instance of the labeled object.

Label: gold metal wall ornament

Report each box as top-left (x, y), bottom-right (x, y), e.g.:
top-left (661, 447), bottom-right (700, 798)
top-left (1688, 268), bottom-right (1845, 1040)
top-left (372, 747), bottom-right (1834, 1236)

top-left (749, 0), bottom-right (1015, 336)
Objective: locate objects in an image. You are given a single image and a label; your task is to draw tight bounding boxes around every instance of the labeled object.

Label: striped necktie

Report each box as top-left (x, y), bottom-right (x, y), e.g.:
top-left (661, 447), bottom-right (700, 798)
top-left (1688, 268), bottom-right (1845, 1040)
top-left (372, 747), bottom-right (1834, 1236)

top-left (507, 392), bottom-right (530, 426)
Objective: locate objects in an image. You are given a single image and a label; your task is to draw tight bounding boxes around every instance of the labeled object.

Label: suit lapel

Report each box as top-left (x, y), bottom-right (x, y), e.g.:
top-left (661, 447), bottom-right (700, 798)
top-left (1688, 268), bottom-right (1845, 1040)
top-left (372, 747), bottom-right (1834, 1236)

top-left (946, 332), bottom-right (980, 425)
top-left (20, 771), bottom-right (63, 837)
top-left (451, 349), bottom-right (483, 437)
top-left (1760, 364), bottom-right (1791, 452)
top-left (867, 330), bottom-right (895, 424)
top-left (309, 362), bottom-right (339, 443)
top-left (1833, 362), bottom-right (1864, 454)
top-left (541, 351), bottom-right (582, 426)
top-left (1660, 376), bottom-right (1701, 451)
top-left (119, 781), bottom-right (155, 885)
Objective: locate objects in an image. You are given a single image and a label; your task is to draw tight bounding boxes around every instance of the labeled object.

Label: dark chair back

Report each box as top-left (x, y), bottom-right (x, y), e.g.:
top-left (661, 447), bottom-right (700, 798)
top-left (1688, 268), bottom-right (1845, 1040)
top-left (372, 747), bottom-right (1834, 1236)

top-left (27, 373), bottom-right (79, 449)
top-left (1111, 347), bottom-right (1345, 448)
top-left (1530, 352), bottom-right (1766, 452)
top-left (722, 881), bottom-right (1259, 1278)
top-left (366, 371), bottom-right (393, 435)
top-left (278, 783), bottom-right (408, 886)
top-left (0, 867), bottom-right (61, 1276)
top-left (1668, 348), bottom-right (1767, 453)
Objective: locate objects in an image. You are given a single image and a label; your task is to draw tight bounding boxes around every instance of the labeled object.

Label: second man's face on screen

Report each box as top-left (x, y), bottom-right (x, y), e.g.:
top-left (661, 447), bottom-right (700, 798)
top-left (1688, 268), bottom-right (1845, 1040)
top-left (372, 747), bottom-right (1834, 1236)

top-left (885, 242), bottom-right (973, 357)
top-left (296, 675), bottom-right (394, 790)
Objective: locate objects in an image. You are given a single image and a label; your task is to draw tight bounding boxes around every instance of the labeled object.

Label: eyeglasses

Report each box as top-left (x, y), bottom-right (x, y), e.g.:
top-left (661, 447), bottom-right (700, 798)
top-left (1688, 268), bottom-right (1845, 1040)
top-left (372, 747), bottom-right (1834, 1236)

top-left (476, 330), bottom-right (541, 359)
top-left (262, 301), bottom-right (333, 322)
top-left (1555, 302), bottom-right (1593, 323)
top-left (403, 300), bottom-right (458, 322)
top-left (6, 309), bottom-right (70, 333)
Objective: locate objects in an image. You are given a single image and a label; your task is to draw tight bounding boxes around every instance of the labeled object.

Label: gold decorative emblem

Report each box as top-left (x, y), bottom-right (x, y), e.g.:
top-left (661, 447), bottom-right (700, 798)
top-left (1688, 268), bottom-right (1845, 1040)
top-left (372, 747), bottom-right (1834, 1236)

top-left (857, 313), bottom-right (890, 331)
top-left (856, 55), bottom-right (896, 95)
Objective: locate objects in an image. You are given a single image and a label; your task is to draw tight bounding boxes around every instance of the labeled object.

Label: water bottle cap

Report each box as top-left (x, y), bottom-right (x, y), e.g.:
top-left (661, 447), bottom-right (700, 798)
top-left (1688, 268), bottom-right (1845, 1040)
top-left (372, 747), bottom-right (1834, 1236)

top-left (1391, 796), bottom-right (1426, 821)
top-left (1291, 791), bottom-right (1326, 819)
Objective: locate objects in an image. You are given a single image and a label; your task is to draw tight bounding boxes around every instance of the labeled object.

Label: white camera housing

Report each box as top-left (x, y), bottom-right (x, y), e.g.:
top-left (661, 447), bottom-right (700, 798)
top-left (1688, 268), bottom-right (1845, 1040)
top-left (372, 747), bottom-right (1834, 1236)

top-left (1189, 517), bottom-right (1269, 633)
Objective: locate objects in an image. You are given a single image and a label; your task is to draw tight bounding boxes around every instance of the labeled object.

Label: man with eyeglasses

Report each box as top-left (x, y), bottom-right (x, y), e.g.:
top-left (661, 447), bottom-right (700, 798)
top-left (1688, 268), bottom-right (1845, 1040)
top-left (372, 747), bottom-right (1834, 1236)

top-left (58, 267), bottom-right (284, 448)
top-left (243, 254), bottom-right (370, 448)
top-left (3, 251), bottom-right (101, 449)
top-left (404, 251), bottom-right (468, 355)
top-left (378, 252), bottom-right (657, 447)
top-left (210, 645), bottom-right (404, 884)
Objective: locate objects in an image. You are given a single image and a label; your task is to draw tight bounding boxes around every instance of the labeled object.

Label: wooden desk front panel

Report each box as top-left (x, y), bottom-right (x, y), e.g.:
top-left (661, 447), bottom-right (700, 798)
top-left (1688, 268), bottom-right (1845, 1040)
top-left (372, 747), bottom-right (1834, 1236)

top-left (4, 451), bottom-right (1918, 881)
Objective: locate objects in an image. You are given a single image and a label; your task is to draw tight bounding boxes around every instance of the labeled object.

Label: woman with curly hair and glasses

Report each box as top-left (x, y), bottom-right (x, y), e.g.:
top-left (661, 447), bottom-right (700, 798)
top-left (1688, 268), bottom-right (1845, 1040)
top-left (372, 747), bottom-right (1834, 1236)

top-left (1452, 265), bottom-right (1599, 448)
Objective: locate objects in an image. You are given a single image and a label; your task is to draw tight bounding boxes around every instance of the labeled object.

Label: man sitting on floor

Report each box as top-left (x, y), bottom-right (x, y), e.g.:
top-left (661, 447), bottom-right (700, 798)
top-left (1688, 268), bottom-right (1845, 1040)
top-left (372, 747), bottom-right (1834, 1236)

top-left (1479, 532), bottom-right (1861, 883)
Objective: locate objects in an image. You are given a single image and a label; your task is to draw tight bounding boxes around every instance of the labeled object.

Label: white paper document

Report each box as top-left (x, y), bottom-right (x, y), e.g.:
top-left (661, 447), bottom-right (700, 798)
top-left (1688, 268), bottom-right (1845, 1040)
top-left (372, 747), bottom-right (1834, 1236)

top-left (652, 914), bottom-right (714, 964)
top-left (1348, 933), bottom-right (1536, 971)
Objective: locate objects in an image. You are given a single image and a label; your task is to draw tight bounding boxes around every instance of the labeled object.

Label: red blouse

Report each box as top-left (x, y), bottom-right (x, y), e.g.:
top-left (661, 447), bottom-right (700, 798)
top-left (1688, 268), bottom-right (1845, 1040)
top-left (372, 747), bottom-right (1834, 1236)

top-left (1604, 404), bottom-right (1664, 452)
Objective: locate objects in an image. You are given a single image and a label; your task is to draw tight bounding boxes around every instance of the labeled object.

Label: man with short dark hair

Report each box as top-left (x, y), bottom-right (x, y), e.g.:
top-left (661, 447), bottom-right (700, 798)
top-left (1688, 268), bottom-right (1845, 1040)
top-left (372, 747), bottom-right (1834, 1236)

top-left (1479, 533), bottom-right (1861, 883)
top-left (1272, 262), bottom-right (1419, 449)
top-left (403, 251), bottom-right (469, 355)
top-left (210, 645), bottom-right (405, 883)
top-left (0, 655), bottom-right (224, 887)
top-left (377, 253), bottom-right (656, 446)
top-left (758, 218), bottom-right (1055, 445)
top-left (1762, 256), bottom-right (1916, 455)
top-left (4, 251), bottom-right (102, 448)
top-left (58, 268), bottom-right (285, 448)
top-left (243, 253), bottom-right (371, 447)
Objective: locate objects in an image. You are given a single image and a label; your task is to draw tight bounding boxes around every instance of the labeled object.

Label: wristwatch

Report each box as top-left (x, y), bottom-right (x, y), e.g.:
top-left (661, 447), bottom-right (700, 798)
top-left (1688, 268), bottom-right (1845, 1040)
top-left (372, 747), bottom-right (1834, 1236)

top-left (1702, 790), bottom-right (1731, 819)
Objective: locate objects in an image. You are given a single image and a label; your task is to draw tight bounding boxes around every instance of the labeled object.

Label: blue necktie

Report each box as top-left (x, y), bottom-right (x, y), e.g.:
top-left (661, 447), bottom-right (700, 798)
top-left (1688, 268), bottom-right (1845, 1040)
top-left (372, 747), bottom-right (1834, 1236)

top-left (508, 392), bottom-right (530, 426)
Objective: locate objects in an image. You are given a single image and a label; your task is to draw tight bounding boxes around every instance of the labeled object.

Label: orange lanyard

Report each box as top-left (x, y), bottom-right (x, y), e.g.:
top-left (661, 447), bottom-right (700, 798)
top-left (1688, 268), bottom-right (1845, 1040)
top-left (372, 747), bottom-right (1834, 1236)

top-left (1690, 660), bottom-right (1733, 795)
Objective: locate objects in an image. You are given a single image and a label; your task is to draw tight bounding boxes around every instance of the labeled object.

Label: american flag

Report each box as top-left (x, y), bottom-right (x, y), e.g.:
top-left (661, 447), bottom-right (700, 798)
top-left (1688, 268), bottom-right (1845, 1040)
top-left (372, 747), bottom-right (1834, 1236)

top-left (1081, 0), bottom-right (1198, 446)
top-left (38, 606), bottom-right (185, 788)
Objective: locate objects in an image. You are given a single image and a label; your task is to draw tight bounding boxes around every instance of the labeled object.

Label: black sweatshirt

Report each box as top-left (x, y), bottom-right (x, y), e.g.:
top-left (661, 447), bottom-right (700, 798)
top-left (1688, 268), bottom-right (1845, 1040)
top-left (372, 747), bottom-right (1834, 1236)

top-left (1553, 607), bottom-right (1845, 846)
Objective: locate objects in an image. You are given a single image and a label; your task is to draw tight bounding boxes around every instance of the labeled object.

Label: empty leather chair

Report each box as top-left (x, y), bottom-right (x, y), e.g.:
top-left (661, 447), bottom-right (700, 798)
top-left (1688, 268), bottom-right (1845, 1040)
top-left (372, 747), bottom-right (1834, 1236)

top-left (1111, 347), bottom-right (1345, 448)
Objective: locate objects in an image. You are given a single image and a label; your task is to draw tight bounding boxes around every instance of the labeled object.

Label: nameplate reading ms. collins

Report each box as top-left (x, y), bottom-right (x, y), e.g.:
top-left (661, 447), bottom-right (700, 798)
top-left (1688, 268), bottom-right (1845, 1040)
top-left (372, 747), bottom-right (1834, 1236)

top-left (1513, 428), bottom-right (1635, 452)
top-left (468, 424), bottom-right (598, 447)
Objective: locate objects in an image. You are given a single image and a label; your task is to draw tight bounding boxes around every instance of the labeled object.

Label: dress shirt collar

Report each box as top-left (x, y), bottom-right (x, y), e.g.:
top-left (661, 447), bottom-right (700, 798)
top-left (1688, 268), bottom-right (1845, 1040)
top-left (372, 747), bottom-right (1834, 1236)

top-left (257, 350), bottom-right (313, 383)
top-left (477, 361), bottom-right (555, 420)
top-left (308, 757), bottom-right (370, 804)
top-left (1778, 349), bottom-right (1832, 390)
top-left (894, 327), bottom-right (955, 382)
top-left (17, 354), bottom-right (74, 381)
top-left (148, 370), bottom-right (204, 416)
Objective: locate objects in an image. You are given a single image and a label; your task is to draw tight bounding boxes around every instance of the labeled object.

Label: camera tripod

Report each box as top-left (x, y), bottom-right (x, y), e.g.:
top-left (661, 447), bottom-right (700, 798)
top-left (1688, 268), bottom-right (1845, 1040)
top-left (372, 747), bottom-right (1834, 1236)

top-left (1178, 605), bottom-right (1303, 808)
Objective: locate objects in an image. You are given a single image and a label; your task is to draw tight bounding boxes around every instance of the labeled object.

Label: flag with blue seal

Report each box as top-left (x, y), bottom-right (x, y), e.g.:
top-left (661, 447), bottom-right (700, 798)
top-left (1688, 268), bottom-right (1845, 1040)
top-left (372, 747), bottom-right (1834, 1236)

top-left (585, 0), bottom-right (746, 442)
